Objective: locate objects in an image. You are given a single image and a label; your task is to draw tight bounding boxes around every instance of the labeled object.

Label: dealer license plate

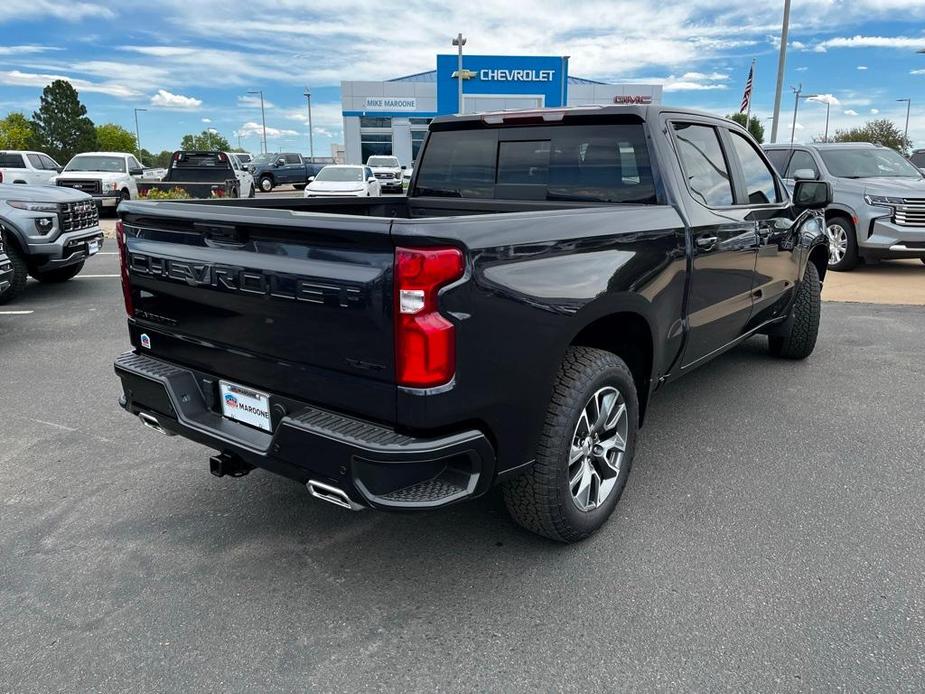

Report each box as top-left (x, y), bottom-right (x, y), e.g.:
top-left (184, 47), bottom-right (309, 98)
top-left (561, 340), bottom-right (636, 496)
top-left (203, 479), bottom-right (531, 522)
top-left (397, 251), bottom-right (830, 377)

top-left (87, 240), bottom-right (100, 255)
top-left (219, 381), bottom-right (272, 432)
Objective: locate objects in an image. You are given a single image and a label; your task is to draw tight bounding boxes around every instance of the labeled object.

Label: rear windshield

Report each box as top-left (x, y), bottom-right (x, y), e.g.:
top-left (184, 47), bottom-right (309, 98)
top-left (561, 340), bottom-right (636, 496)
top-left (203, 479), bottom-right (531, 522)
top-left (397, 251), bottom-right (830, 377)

top-left (315, 167), bottom-right (364, 182)
top-left (413, 123), bottom-right (657, 204)
top-left (173, 152), bottom-right (232, 168)
top-left (65, 155), bottom-right (125, 173)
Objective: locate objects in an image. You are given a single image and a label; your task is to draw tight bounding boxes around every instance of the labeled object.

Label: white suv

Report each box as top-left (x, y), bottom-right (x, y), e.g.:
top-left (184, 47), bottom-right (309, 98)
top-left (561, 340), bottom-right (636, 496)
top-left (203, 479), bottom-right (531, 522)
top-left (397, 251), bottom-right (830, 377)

top-left (53, 152), bottom-right (143, 209)
top-left (0, 150), bottom-right (61, 186)
top-left (366, 155), bottom-right (404, 193)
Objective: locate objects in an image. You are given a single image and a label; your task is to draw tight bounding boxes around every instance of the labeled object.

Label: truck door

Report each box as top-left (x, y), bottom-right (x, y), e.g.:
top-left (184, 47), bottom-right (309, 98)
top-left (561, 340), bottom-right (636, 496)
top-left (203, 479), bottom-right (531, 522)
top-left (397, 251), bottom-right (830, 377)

top-left (280, 154), bottom-right (302, 183)
top-left (670, 121), bottom-right (760, 368)
top-left (723, 129), bottom-right (802, 329)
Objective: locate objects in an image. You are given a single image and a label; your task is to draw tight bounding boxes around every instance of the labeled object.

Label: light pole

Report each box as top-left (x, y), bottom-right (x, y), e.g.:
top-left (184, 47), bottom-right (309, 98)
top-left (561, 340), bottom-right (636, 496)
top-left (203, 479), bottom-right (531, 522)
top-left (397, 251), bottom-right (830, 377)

top-left (807, 96), bottom-right (833, 141)
top-left (303, 86), bottom-right (315, 162)
top-left (133, 108), bottom-right (147, 163)
top-left (452, 33), bottom-right (467, 115)
top-left (248, 90), bottom-right (268, 154)
top-left (790, 86), bottom-right (819, 146)
top-left (897, 98), bottom-right (911, 144)
top-left (770, 0), bottom-right (792, 143)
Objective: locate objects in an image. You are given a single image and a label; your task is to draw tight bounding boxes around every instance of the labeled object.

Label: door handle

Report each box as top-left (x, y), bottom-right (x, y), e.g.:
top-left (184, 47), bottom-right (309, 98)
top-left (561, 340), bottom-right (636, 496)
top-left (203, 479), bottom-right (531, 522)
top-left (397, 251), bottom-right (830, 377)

top-left (695, 235), bottom-right (718, 251)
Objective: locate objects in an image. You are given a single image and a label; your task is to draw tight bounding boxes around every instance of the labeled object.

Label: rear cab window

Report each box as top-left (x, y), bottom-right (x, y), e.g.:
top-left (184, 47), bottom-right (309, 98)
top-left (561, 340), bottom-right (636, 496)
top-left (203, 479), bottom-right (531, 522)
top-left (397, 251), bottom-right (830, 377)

top-left (413, 120), bottom-right (657, 204)
top-left (0, 153), bottom-right (25, 168)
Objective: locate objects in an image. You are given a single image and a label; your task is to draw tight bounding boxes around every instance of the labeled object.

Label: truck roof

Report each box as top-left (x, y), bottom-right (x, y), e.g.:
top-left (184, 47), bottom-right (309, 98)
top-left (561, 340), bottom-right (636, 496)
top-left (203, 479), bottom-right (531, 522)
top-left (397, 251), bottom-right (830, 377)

top-left (71, 151), bottom-right (135, 157)
top-left (430, 104), bottom-right (724, 128)
top-left (764, 142), bottom-right (883, 151)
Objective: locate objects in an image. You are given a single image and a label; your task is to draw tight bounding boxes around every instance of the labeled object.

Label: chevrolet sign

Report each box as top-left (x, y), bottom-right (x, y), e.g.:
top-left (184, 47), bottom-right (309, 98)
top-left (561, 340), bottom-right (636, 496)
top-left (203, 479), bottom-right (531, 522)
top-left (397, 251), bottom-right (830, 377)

top-left (613, 95), bottom-right (653, 105)
top-left (451, 68), bottom-right (477, 80)
top-left (452, 68), bottom-right (555, 82)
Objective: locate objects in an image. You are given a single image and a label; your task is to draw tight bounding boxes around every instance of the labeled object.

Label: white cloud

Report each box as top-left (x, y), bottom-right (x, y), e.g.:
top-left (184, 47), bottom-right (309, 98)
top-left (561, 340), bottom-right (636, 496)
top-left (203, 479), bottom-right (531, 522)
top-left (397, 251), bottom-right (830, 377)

top-left (150, 89), bottom-right (202, 109)
top-left (791, 41), bottom-right (806, 50)
top-left (237, 94), bottom-right (274, 109)
top-left (856, 65), bottom-right (868, 70)
top-left (236, 121), bottom-right (298, 138)
top-left (0, 1), bottom-right (113, 22)
top-left (201, 117), bottom-right (212, 123)
top-left (808, 94), bottom-right (840, 106)
top-left (911, 69), bottom-right (925, 75)
top-left (664, 81), bottom-right (728, 91)
top-left (871, 109), bottom-right (880, 114)
top-left (0, 45), bottom-right (62, 56)
top-left (795, 66), bottom-right (809, 72)
top-left (0, 69), bottom-right (138, 97)
top-left (678, 71), bottom-right (729, 81)
top-left (843, 109), bottom-right (859, 116)
top-left (817, 35), bottom-right (925, 51)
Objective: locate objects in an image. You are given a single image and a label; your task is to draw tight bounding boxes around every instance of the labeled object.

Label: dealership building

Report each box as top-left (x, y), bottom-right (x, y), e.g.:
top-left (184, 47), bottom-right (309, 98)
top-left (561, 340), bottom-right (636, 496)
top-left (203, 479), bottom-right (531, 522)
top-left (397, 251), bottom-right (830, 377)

top-left (341, 55), bottom-right (662, 165)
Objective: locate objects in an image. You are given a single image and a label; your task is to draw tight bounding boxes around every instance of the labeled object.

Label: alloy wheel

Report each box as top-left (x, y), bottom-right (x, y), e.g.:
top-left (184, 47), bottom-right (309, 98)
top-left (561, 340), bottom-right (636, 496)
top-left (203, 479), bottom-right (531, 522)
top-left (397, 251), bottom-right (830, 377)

top-left (568, 386), bottom-right (628, 512)
top-left (826, 223), bottom-right (848, 266)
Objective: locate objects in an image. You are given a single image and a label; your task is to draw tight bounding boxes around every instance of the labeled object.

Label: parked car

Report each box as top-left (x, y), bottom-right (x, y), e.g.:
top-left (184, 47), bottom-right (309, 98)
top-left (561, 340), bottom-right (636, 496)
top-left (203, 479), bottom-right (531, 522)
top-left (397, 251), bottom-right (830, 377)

top-left (303, 165), bottom-right (380, 197)
top-left (0, 150), bottom-right (62, 186)
top-left (136, 151), bottom-right (242, 199)
top-left (366, 155), bottom-right (404, 194)
top-left (53, 152), bottom-right (143, 210)
top-left (764, 142), bottom-right (925, 269)
top-left (234, 152), bottom-right (253, 167)
top-left (402, 161), bottom-right (414, 190)
top-left (227, 152), bottom-right (255, 198)
top-left (249, 152), bottom-right (325, 192)
top-left (0, 183), bottom-right (103, 302)
top-left (114, 105), bottom-right (829, 542)
top-left (910, 149), bottom-right (925, 173)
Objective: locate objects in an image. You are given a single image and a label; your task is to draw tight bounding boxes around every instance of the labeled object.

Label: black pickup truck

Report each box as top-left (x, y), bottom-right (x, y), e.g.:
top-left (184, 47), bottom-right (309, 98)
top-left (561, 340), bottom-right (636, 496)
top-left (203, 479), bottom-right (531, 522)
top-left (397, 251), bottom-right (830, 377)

top-left (114, 106), bottom-right (831, 542)
top-left (137, 151), bottom-right (239, 199)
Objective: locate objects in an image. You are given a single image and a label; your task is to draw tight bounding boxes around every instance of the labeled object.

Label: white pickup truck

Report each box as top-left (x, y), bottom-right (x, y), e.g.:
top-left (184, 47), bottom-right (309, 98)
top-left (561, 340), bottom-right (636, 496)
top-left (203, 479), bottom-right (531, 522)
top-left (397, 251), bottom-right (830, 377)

top-left (0, 150), bottom-right (62, 186)
top-left (53, 152), bottom-right (143, 210)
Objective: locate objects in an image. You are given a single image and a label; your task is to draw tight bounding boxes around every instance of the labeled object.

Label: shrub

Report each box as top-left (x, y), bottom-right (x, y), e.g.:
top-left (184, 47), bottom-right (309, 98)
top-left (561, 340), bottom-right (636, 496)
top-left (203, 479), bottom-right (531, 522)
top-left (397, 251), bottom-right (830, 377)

top-left (139, 187), bottom-right (192, 200)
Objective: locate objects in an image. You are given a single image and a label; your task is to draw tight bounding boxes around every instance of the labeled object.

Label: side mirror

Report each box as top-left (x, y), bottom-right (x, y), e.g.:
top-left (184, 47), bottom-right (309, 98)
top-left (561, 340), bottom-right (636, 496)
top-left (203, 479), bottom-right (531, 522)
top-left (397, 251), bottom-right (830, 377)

top-left (276, 158), bottom-right (286, 167)
top-left (793, 180), bottom-right (832, 210)
top-left (307, 176), bottom-right (314, 182)
top-left (401, 165), bottom-right (407, 170)
top-left (129, 167), bottom-right (144, 176)
top-left (367, 177), bottom-right (377, 183)
top-left (56, 166), bottom-right (63, 173)
top-left (792, 168), bottom-right (818, 181)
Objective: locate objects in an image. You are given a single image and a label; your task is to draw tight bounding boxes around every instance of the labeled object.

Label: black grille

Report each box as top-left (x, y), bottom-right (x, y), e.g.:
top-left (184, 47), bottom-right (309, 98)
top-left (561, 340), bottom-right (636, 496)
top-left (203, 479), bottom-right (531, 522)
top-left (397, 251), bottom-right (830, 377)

top-left (59, 200), bottom-right (99, 232)
top-left (57, 179), bottom-right (102, 195)
top-left (374, 172), bottom-right (395, 180)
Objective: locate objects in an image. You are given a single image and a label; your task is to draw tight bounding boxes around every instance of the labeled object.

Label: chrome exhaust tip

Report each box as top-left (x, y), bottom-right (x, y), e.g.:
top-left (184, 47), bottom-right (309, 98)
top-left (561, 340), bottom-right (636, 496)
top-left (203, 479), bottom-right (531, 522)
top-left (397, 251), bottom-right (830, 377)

top-left (138, 412), bottom-right (175, 436)
top-left (307, 480), bottom-right (364, 511)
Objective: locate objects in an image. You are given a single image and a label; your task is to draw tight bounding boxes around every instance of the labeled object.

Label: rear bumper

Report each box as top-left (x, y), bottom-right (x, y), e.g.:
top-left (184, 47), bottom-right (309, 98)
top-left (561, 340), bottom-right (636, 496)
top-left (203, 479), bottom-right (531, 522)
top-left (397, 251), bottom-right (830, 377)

top-left (114, 351), bottom-right (496, 510)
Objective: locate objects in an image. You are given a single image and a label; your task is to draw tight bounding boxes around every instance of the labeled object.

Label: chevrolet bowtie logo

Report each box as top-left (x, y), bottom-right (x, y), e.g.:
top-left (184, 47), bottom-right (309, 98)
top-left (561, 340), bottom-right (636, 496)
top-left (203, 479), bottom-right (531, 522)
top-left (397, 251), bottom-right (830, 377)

top-left (451, 68), bottom-right (477, 80)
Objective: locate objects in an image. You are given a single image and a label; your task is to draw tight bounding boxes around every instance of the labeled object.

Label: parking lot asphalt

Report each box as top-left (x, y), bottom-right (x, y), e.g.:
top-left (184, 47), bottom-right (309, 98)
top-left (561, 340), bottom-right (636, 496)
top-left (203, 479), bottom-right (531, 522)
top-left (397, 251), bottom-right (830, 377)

top-left (1, 252), bottom-right (924, 692)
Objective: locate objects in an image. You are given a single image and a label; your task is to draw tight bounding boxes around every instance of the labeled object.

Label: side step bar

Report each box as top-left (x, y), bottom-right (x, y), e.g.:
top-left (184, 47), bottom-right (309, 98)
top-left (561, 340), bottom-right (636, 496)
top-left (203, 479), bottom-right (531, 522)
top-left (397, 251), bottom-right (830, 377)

top-left (307, 480), bottom-right (365, 511)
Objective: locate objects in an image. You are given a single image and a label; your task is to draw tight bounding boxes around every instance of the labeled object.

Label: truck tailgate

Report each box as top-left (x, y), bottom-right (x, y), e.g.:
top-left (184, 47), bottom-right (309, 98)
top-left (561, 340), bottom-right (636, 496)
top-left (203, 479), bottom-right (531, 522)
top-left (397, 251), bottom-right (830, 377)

top-left (119, 202), bottom-right (397, 423)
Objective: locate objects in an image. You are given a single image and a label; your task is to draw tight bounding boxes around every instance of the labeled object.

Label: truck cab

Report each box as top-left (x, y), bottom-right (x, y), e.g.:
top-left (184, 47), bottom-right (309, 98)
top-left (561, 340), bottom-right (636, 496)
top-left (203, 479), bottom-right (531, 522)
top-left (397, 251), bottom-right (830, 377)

top-left (54, 152), bottom-right (143, 210)
top-left (0, 150), bottom-right (62, 186)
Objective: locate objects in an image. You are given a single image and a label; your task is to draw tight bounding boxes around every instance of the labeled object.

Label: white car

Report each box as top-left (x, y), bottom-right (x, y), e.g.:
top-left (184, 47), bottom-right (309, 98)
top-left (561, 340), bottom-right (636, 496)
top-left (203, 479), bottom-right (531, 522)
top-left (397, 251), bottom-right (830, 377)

top-left (303, 165), bottom-right (381, 197)
top-left (366, 155), bottom-right (403, 193)
top-left (0, 150), bottom-right (61, 186)
top-left (227, 153), bottom-right (256, 198)
top-left (53, 152), bottom-right (143, 209)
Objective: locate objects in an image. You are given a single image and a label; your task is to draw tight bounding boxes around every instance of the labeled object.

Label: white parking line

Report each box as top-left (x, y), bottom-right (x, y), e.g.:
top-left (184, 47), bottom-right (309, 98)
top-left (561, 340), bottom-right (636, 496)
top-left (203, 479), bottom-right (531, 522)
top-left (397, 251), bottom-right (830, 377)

top-left (76, 274), bottom-right (120, 278)
top-left (0, 310), bottom-right (34, 315)
top-left (95, 252), bottom-right (118, 255)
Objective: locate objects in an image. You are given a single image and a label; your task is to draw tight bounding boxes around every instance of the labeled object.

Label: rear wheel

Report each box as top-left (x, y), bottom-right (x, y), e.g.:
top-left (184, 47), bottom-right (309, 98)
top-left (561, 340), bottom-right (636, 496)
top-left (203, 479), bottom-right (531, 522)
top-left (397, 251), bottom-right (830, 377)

top-left (768, 262), bottom-right (820, 359)
top-left (0, 243), bottom-right (28, 303)
top-left (825, 215), bottom-right (858, 271)
top-left (503, 346), bottom-right (638, 543)
top-left (31, 261), bottom-right (84, 284)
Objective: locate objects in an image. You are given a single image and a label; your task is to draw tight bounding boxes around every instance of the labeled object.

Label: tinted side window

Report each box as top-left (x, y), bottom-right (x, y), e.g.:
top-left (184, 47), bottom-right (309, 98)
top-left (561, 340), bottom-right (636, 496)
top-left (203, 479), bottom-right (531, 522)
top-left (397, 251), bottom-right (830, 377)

top-left (785, 150), bottom-right (819, 179)
top-left (364, 167), bottom-right (373, 179)
top-left (728, 132), bottom-right (780, 204)
top-left (0, 153), bottom-right (25, 168)
top-left (764, 149), bottom-right (791, 176)
top-left (27, 154), bottom-right (43, 169)
top-left (40, 154), bottom-right (59, 170)
top-left (672, 123), bottom-right (733, 207)
top-left (283, 154), bottom-right (301, 164)
top-left (414, 129), bottom-right (497, 199)
top-left (911, 151), bottom-right (925, 168)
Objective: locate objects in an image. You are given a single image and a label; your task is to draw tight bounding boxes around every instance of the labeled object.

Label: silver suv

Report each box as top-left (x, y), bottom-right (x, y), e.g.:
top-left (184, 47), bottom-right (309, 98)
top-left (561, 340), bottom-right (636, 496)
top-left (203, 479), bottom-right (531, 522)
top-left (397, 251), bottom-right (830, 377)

top-left (764, 142), bottom-right (925, 270)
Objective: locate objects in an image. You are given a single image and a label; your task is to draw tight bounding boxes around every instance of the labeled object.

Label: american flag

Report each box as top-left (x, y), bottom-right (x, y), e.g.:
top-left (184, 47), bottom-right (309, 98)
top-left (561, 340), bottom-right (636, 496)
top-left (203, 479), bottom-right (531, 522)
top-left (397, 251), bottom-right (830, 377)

top-left (739, 63), bottom-right (754, 114)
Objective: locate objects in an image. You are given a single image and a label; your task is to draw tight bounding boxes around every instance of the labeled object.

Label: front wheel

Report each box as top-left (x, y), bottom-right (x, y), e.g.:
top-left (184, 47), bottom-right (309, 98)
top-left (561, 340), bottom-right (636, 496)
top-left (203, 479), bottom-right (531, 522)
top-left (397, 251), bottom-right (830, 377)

top-left (259, 176), bottom-right (274, 193)
top-left (768, 262), bottom-right (820, 359)
top-left (503, 346), bottom-right (638, 543)
top-left (825, 216), bottom-right (858, 271)
top-left (0, 243), bottom-right (28, 303)
top-left (31, 261), bottom-right (85, 283)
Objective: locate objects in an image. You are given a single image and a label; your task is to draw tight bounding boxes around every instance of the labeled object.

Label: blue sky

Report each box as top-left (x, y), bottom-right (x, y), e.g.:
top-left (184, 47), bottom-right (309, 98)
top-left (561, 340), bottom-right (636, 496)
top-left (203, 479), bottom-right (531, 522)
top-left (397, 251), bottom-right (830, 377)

top-left (1, 0), bottom-right (924, 155)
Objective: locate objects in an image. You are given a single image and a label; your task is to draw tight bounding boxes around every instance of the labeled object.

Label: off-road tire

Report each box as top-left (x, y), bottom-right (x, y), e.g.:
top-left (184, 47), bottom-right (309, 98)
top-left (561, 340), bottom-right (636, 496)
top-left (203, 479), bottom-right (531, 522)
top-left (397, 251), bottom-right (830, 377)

top-left (768, 262), bottom-right (820, 359)
top-left (31, 261), bottom-right (85, 284)
top-left (0, 242), bottom-right (28, 303)
top-left (503, 346), bottom-right (638, 543)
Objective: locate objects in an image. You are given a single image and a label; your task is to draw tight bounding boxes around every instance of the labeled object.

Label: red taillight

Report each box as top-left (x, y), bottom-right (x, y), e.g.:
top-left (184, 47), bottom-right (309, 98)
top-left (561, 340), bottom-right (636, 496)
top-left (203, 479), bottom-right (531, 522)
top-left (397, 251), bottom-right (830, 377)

top-left (394, 246), bottom-right (464, 388)
top-left (115, 221), bottom-right (133, 317)
top-left (0, 171), bottom-right (3, 183)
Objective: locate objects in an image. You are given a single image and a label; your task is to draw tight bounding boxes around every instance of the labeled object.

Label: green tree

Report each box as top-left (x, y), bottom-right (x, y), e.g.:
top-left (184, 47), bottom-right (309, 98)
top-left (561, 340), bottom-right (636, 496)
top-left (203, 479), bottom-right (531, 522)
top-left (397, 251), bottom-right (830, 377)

top-left (180, 130), bottom-right (230, 151)
top-left (96, 123), bottom-right (136, 153)
top-left (726, 112), bottom-right (765, 144)
top-left (830, 119), bottom-right (912, 156)
top-left (0, 112), bottom-right (37, 149)
top-left (32, 80), bottom-right (97, 162)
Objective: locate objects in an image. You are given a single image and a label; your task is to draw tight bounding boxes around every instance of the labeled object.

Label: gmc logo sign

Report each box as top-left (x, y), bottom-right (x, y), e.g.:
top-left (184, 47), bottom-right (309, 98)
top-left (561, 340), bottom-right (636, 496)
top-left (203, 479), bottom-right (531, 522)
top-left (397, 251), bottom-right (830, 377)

top-left (613, 96), bottom-right (653, 105)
